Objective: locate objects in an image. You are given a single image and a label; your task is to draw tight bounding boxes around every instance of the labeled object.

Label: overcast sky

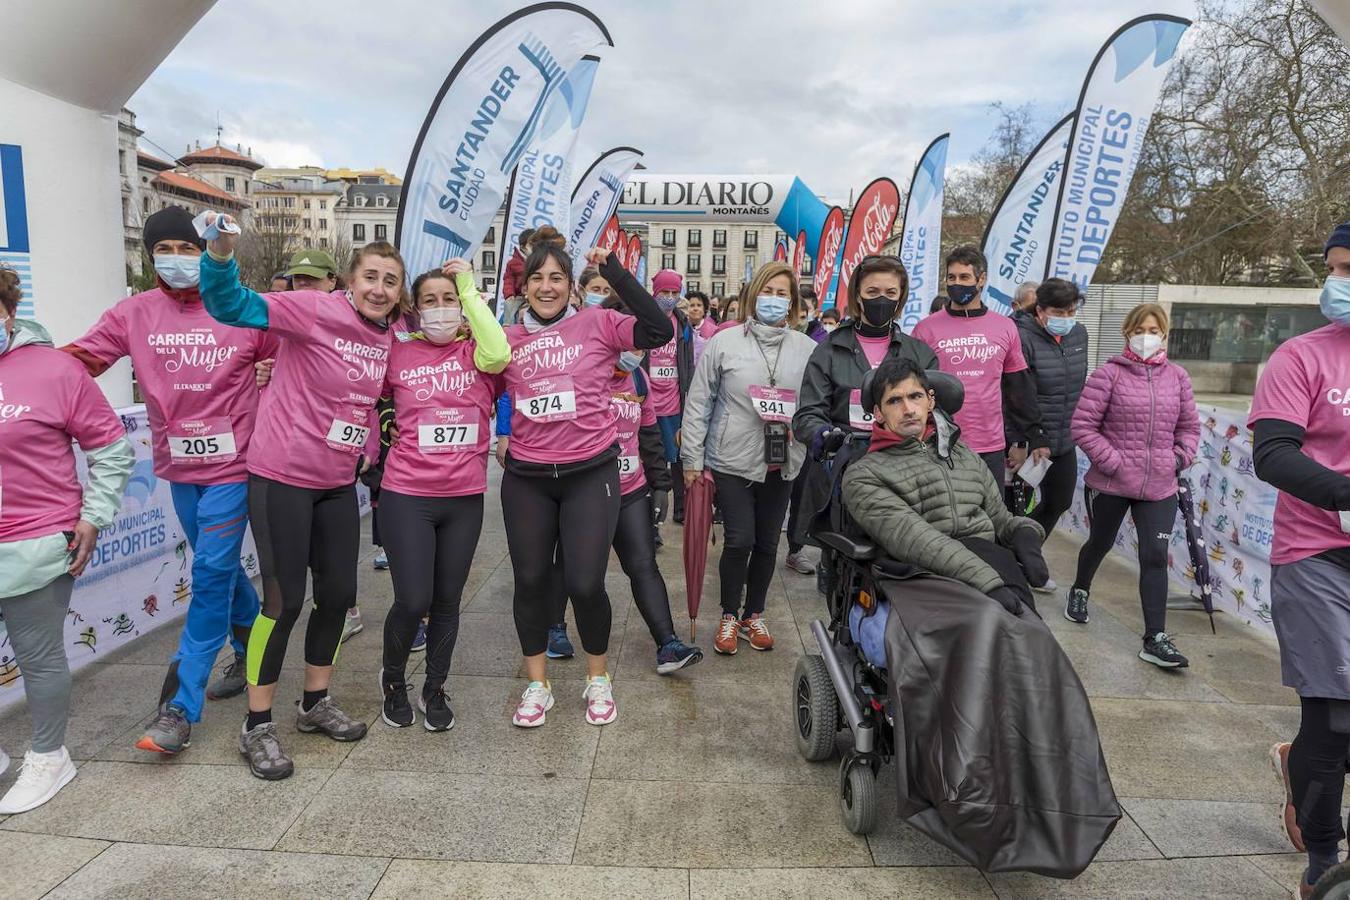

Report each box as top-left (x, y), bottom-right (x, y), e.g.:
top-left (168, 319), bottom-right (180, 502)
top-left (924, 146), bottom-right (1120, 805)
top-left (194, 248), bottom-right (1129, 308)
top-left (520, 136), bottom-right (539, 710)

top-left (129, 0), bottom-right (1196, 204)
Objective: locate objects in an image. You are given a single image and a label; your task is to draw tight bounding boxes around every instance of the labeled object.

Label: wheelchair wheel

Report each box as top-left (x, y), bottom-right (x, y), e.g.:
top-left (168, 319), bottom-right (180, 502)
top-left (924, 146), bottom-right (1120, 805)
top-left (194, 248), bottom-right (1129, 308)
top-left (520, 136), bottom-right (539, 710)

top-left (793, 655), bottom-right (839, 762)
top-left (840, 756), bottom-right (878, 835)
top-left (1313, 863), bottom-right (1350, 900)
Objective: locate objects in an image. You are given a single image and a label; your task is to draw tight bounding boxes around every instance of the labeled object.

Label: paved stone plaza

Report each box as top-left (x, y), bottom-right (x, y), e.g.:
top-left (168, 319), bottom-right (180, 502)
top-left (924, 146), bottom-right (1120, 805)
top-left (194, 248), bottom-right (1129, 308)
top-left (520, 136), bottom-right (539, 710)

top-left (0, 468), bottom-right (1310, 899)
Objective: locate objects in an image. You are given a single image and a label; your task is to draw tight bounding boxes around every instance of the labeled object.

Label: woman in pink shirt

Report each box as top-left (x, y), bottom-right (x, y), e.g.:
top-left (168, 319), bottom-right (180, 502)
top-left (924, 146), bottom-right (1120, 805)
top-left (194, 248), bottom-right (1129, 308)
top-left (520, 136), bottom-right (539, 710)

top-left (199, 213), bottom-right (402, 780)
top-left (375, 259), bottom-right (509, 732)
top-left (500, 242), bottom-right (673, 729)
top-left (0, 268), bottom-right (133, 814)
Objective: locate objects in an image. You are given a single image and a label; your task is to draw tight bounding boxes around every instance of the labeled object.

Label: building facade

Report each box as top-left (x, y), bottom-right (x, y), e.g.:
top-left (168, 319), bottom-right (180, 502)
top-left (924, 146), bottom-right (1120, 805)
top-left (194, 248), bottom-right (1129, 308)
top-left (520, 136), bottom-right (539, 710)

top-left (250, 171), bottom-right (345, 253)
top-left (622, 221), bottom-right (814, 300)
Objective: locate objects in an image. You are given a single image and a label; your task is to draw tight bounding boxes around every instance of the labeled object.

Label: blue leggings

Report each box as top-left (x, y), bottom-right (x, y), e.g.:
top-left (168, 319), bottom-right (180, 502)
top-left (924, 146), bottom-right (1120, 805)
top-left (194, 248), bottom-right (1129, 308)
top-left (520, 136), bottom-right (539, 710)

top-left (161, 482), bottom-right (260, 722)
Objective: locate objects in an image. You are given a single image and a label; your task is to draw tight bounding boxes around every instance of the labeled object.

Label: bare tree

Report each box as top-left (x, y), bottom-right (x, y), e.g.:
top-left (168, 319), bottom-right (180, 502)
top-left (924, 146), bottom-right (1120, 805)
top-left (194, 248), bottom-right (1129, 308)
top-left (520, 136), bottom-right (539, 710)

top-left (944, 103), bottom-right (1040, 253)
top-left (235, 212), bottom-right (305, 290)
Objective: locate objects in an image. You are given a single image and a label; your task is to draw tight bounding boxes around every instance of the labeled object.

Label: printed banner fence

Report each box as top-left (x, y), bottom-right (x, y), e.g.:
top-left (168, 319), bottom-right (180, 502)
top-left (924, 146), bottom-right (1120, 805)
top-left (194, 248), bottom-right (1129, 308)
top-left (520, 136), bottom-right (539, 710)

top-left (1045, 14), bottom-right (1190, 289)
top-left (898, 134), bottom-right (949, 332)
top-left (1060, 403), bottom-right (1276, 636)
top-left (0, 406), bottom-right (370, 711)
top-left (981, 113), bottom-right (1074, 315)
top-left (396, 3), bottom-right (612, 281)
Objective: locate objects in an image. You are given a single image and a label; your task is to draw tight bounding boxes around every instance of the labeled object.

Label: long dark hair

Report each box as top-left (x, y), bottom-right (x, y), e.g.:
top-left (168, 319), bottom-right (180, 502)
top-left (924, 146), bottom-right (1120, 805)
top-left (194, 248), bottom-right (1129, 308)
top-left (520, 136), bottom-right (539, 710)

top-left (523, 224), bottom-right (573, 287)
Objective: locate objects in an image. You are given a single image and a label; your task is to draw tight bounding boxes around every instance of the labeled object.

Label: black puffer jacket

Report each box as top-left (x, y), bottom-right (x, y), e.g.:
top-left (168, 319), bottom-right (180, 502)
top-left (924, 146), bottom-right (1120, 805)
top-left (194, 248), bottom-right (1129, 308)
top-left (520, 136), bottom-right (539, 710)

top-left (1012, 315), bottom-right (1088, 457)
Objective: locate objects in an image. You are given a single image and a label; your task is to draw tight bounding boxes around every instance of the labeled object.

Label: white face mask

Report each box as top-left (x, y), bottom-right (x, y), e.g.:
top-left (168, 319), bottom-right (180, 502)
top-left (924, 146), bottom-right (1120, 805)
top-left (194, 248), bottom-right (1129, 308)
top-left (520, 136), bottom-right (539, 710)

top-left (1128, 333), bottom-right (1164, 359)
top-left (420, 306), bottom-right (462, 344)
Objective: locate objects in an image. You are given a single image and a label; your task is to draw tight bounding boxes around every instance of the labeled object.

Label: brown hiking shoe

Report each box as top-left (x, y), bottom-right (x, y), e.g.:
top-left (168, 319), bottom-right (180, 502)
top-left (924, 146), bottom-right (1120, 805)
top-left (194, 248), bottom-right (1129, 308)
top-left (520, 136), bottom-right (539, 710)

top-left (739, 615), bottom-right (774, 651)
top-left (714, 615), bottom-right (739, 655)
top-left (1271, 742), bottom-right (1305, 852)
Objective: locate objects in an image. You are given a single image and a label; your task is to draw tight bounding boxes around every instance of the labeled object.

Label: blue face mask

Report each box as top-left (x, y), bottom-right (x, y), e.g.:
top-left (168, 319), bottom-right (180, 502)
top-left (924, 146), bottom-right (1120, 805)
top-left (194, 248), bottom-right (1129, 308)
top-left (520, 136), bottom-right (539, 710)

top-left (617, 350), bottom-right (644, 373)
top-left (584, 291), bottom-right (607, 308)
top-left (1045, 315), bottom-right (1076, 336)
top-left (946, 283), bottom-right (979, 306)
top-left (1321, 274), bottom-right (1350, 327)
top-left (754, 294), bottom-right (790, 325)
top-left (154, 254), bottom-right (200, 290)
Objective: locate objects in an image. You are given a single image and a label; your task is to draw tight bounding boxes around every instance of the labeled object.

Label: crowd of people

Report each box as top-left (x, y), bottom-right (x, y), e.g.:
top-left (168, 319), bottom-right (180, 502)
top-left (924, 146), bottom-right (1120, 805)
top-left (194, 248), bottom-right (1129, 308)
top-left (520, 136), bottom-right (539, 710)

top-left (1, 208), bottom-right (1347, 895)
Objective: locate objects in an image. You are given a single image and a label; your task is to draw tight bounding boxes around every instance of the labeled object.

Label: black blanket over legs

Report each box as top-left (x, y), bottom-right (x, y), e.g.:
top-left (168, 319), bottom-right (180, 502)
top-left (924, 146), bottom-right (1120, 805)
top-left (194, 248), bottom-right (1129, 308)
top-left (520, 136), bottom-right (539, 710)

top-left (880, 570), bottom-right (1121, 877)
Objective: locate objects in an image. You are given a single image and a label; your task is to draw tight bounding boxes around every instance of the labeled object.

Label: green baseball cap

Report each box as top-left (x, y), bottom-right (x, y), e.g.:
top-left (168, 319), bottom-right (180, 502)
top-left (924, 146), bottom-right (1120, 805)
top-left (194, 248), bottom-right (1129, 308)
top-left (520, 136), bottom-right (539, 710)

top-left (285, 249), bottom-right (338, 279)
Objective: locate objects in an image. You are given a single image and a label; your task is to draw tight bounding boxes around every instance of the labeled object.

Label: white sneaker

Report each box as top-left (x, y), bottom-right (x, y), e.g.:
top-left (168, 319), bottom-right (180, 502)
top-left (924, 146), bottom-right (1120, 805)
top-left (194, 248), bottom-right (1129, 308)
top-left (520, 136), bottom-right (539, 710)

top-left (0, 746), bottom-right (8, 777)
top-left (0, 747), bottom-right (77, 814)
top-left (512, 680), bottom-right (554, 728)
top-left (1033, 577), bottom-right (1058, 595)
top-left (583, 674), bottom-right (617, 726)
top-left (340, 608), bottom-right (364, 644)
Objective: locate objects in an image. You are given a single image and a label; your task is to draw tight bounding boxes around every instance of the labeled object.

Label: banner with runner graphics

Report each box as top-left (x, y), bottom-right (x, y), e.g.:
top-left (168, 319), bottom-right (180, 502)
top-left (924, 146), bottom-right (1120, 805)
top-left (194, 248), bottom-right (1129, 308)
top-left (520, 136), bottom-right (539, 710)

top-left (395, 3), bottom-right (612, 280)
top-left (898, 134), bottom-right (949, 332)
top-left (1045, 14), bottom-right (1191, 289)
top-left (1059, 403), bottom-right (1276, 636)
top-left (0, 406), bottom-right (370, 711)
top-left (982, 113), bottom-right (1074, 315)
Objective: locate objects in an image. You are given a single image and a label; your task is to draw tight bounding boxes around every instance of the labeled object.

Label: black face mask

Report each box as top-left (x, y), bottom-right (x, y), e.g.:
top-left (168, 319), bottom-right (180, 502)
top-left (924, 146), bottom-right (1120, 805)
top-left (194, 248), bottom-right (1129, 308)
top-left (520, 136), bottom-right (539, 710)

top-left (861, 297), bottom-right (900, 328)
top-left (946, 283), bottom-right (979, 306)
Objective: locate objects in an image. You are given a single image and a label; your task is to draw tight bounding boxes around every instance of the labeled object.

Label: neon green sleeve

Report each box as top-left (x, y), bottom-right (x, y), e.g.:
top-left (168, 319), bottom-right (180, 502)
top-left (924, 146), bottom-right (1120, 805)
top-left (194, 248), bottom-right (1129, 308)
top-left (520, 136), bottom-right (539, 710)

top-left (80, 436), bottom-right (135, 528)
top-left (457, 272), bottom-right (510, 375)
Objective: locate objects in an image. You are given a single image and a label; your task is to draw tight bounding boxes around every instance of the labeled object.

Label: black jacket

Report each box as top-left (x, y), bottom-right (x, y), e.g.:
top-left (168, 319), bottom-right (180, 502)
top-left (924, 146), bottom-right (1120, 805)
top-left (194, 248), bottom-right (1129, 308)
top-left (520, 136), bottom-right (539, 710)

top-left (793, 322), bottom-right (939, 445)
top-left (1012, 315), bottom-right (1088, 457)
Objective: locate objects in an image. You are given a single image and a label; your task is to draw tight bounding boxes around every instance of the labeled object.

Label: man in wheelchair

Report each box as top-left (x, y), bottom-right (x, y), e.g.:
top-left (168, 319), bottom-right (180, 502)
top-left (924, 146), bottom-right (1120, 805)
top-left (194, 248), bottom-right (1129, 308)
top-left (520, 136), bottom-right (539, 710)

top-left (840, 357), bottom-right (1049, 615)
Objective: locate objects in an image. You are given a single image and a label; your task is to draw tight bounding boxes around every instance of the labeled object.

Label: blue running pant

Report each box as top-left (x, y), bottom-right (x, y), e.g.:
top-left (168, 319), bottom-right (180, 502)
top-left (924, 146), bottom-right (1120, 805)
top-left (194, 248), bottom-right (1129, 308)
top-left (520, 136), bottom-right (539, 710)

top-left (161, 481), bottom-right (260, 722)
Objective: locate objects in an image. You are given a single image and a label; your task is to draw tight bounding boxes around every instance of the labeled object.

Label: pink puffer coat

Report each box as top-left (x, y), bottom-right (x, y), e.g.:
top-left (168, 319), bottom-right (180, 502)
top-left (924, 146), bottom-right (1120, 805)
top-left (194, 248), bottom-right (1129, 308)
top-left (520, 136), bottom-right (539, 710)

top-left (1070, 353), bottom-right (1200, 502)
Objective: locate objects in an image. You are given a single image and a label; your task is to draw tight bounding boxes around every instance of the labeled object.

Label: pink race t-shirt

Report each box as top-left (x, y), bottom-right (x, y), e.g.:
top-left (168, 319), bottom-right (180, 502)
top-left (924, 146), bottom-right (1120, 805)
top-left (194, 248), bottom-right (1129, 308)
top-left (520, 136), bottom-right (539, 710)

top-left (249, 290), bottom-right (391, 490)
top-left (1248, 324), bottom-right (1350, 565)
top-left (696, 318), bottom-right (717, 340)
top-left (611, 372), bottom-right (656, 496)
top-left (856, 333), bottom-right (890, 369)
top-left (502, 310), bottom-right (637, 464)
top-left (716, 318), bottom-right (741, 334)
top-left (72, 288), bottom-right (277, 485)
top-left (912, 308), bottom-right (1028, 453)
top-left (380, 333), bottom-right (502, 498)
top-left (646, 314), bottom-right (682, 417)
top-left (0, 344), bottom-right (127, 542)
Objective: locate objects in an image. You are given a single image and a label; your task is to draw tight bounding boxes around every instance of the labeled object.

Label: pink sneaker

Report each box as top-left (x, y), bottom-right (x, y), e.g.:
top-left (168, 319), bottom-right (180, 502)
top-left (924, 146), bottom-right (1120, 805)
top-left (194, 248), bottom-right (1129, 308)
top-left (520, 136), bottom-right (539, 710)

top-left (583, 674), bottom-right (617, 726)
top-left (512, 681), bottom-right (554, 728)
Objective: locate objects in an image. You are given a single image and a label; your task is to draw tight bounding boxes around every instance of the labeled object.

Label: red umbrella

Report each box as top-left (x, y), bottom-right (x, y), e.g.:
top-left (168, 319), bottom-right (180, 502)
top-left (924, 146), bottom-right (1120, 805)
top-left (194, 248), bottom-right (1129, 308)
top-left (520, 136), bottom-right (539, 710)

top-left (682, 470), bottom-right (716, 640)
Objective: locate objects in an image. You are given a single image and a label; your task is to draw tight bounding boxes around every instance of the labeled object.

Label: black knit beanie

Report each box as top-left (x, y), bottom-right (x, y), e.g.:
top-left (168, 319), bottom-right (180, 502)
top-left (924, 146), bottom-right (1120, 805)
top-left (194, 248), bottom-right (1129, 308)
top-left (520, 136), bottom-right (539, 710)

top-left (1325, 221), bottom-right (1350, 260)
top-left (143, 206), bottom-right (205, 253)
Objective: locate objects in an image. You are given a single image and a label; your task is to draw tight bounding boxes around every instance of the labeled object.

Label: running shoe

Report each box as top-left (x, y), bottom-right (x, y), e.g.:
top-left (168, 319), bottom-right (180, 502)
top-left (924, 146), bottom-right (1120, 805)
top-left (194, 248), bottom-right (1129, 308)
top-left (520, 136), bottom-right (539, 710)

top-left (238, 721), bottom-right (293, 781)
top-left (295, 695), bottom-right (369, 741)
top-left (714, 614), bottom-right (739, 655)
top-left (373, 547), bottom-right (390, 570)
top-left (655, 639), bottom-right (704, 675)
top-left (419, 686), bottom-right (456, 732)
top-left (583, 674), bottom-right (617, 726)
top-left (135, 702), bottom-right (192, 754)
top-left (340, 608), bottom-right (364, 644)
top-left (739, 614), bottom-right (774, 651)
top-left (1033, 577), bottom-right (1059, 596)
top-left (784, 552), bottom-right (816, 575)
top-left (0, 747), bottom-right (77, 814)
top-left (380, 674), bottom-right (415, 729)
top-left (1064, 587), bottom-right (1090, 624)
top-left (410, 620), bottom-right (428, 654)
top-left (513, 680), bottom-right (554, 728)
top-left (546, 624), bottom-right (574, 659)
top-left (1140, 632), bottom-right (1189, 668)
top-left (1270, 741), bottom-right (1306, 852)
top-left (207, 654), bottom-right (247, 700)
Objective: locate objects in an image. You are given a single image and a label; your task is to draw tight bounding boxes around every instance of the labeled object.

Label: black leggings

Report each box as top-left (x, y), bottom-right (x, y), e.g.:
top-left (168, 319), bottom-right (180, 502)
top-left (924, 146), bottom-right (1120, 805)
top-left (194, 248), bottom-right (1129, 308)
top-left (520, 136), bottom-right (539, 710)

top-left (1029, 450), bottom-right (1079, 538)
top-left (1072, 489), bottom-right (1178, 637)
top-left (1290, 697), bottom-right (1350, 852)
top-left (786, 469), bottom-right (807, 555)
top-left (380, 490), bottom-right (483, 691)
top-left (502, 459), bottom-right (620, 657)
top-left (247, 474), bottom-right (358, 688)
top-left (548, 487), bottom-right (677, 648)
top-left (713, 469), bottom-right (793, 618)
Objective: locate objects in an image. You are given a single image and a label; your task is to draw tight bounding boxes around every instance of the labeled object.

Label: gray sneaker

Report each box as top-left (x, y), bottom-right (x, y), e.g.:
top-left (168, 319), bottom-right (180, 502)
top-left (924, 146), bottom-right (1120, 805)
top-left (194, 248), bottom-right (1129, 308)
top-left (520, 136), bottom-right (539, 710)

top-left (207, 654), bottom-right (247, 701)
top-left (238, 721), bottom-right (294, 780)
top-left (295, 695), bottom-right (368, 742)
top-left (135, 702), bottom-right (191, 754)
